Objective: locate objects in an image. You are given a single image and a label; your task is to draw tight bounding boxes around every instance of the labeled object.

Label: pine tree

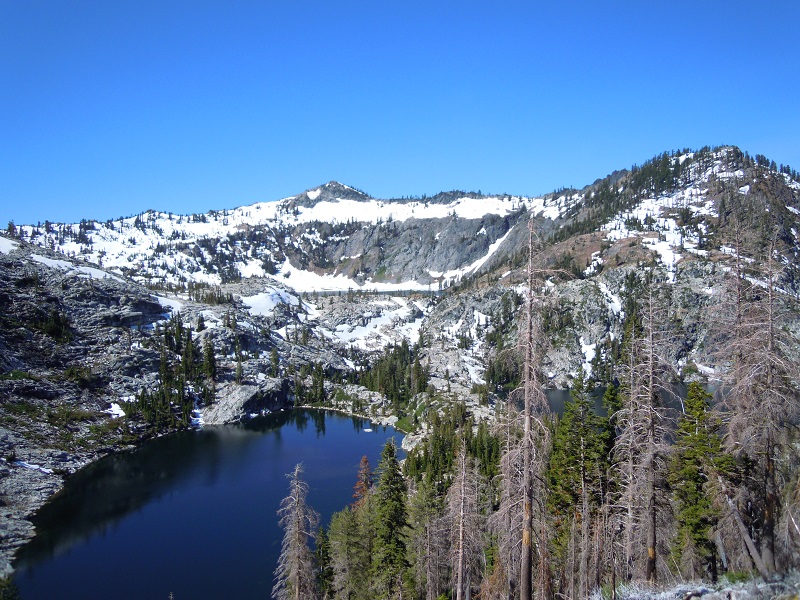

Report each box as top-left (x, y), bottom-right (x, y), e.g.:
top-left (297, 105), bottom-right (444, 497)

top-left (203, 339), bottom-right (216, 382)
top-left (315, 526), bottom-right (334, 600)
top-left (271, 347), bottom-right (280, 377)
top-left (372, 438), bottom-right (409, 598)
top-left (328, 504), bottom-right (371, 600)
top-left (669, 382), bottom-right (731, 581)
top-left (548, 370), bottom-right (608, 598)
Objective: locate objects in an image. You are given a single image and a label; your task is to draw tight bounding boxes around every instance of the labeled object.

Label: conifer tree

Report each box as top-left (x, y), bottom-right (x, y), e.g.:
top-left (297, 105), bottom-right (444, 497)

top-left (372, 438), bottom-right (409, 598)
top-left (203, 339), bottom-right (216, 382)
top-left (271, 347), bottom-right (280, 377)
top-left (548, 370), bottom-right (607, 598)
top-left (315, 526), bottom-right (334, 600)
top-left (669, 382), bottom-right (731, 581)
top-left (328, 504), bottom-right (371, 600)
top-left (353, 455), bottom-right (372, 508)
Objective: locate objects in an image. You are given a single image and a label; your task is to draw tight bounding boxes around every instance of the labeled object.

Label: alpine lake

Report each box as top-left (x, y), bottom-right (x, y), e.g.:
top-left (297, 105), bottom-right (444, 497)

top-left (12, 409), bottom-right (403, 600)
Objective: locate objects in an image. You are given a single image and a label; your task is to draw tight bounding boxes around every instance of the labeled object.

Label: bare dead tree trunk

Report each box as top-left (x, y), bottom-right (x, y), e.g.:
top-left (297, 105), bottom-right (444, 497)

top-left (613, 274), bottom-right (675, 584)
top-left (643, 285), bottom-right (660, 584)
top-left (447, 446), bottom-right (485, 600)
top-left (724, 487), bottom-right (770, 579)
top-left (519, 222), bottom-right (553, 600)
top-left (492, 400), bottom-right (522, 600)
top-left (713, 229), bottom-right (799, 575)
top-left (520, 225), bottom-right (535, 600)
top-left (273, 464), bottom-right (319, 600)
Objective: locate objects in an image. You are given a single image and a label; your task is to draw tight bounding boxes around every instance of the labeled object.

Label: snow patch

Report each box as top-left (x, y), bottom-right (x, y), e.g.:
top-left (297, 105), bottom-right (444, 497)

top-left (29, 254), bottom-right (125, 282)
top-left (242, 287), bottom-right (300, 317)
top-left (580, 338), bottom-right (596, 377)
top-left (0, 236), bottom-right (19, 254)
top-left (153, 295), bottom-right (184, 314)
top-left (13, 461), bottom-right (53, 474)
top-left (695, 363), bottom-right (717, 377)
top-left (597, 282), bottom-right (623, 317)
top-left (105, 403), bottom-right (126, 418)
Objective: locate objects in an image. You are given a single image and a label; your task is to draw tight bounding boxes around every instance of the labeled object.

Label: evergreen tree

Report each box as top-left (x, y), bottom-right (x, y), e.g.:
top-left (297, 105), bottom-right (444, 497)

top-left (0, 576), bottom-right (20, 600)
top-left (548, 371), bottom-right (608, 599)
top-left (669, 382), bottom-right (731, 581)
top-left (203, 339), bottom-right (216, 382)
top-left (353, 455), bottom-right (372, 508)
top-left (315, 526), bottom-right (334, 600)
top-left (271, 347), bottom-right (280, 377)
top-left (372, 438), bottom-right (409, 598)
top-left (328, 495), bottom-right (373, 600)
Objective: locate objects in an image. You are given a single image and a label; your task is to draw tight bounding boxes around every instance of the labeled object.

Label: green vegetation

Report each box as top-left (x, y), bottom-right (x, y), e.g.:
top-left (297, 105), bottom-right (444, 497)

top-left (0, 577), bottom-right (20, 600)
top-left (0, 370), bottom-right (37, 381)
top-left (125, 314), bottom-right (213, 431)
top-left (34, 308), bottom-right (72, 342)
top-left (669, 382), bottom-right (733, 580)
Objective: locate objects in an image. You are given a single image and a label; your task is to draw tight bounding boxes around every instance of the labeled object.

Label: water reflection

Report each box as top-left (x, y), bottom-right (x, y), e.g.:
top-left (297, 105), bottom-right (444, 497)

top-left (14, 409), bottom-right (401, 600)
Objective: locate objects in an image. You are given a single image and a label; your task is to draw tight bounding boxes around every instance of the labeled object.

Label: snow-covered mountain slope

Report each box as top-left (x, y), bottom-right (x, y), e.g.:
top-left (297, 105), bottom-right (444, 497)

top-left (14, 181), bottom-right (574, 291)
top-left (9, 145), bottom-right (800, 391)
top-left (14, 147), bottom-right (800, 300)
top-left (552, 147), bottom-right (800, 286)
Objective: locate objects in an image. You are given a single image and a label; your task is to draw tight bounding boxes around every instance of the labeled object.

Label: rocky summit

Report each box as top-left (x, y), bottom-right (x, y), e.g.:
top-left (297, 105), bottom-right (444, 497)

top-left (2, 145), bottom-right (800, 578)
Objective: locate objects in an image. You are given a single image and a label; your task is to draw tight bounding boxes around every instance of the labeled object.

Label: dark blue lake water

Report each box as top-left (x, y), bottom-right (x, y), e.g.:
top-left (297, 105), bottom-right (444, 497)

top-left (13, 409), bottom-right (402, 600)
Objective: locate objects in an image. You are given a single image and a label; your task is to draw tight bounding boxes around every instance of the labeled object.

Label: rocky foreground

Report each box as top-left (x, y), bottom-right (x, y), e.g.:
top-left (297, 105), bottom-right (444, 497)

top-left (597, 573), bottom-right (800, 600)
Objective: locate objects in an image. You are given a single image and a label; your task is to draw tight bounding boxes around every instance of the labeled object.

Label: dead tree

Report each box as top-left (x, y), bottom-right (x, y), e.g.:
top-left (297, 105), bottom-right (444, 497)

top-left (409, 478), bottom-right (448, 600)
top-left (491, 399), bottom-right (524, 599)
top-left (612, 272), bottom-right (676, 584)
top-left (274, 463), bottom-right (320, 600)
top-left (447, 447), bottom-right (485, 600)
top-left (518, 222), bottom-right (553, 600)
top-left (713, 232), bottom-right (800, 574)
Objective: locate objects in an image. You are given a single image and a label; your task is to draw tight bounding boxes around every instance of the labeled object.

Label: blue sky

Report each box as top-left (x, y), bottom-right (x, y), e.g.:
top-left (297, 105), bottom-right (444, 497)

top-left (2, 1), bottom-right (799, 225)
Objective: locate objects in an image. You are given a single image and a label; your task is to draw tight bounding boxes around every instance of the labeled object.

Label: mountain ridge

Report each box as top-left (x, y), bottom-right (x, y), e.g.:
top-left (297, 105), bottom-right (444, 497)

top-left (10, 145), bottom-right (800, 294)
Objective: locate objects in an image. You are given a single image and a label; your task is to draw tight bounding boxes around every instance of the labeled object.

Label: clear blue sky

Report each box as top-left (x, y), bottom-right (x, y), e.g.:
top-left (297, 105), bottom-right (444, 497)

top-left (2, 1), bottom-right (799, 225)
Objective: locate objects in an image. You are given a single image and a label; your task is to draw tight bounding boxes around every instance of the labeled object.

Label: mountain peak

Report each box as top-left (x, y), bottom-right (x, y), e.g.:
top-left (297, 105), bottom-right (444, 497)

top-left (297, 182), bottom-right (371, 206)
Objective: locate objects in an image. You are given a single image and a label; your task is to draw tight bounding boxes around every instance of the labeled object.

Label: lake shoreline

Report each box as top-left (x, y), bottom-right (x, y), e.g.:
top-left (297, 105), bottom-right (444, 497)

top-left (1, 400), bottom-right (408, 579)
top-left (10, 410), bottom-right (404, 599)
